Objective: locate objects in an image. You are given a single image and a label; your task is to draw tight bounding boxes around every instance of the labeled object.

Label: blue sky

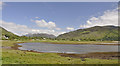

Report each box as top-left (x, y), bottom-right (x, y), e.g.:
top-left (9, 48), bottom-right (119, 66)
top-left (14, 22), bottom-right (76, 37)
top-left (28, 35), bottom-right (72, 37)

top-left (1, 2), bottom-right (118, 36)
top-left (2, 0), bottom-right (119, 2)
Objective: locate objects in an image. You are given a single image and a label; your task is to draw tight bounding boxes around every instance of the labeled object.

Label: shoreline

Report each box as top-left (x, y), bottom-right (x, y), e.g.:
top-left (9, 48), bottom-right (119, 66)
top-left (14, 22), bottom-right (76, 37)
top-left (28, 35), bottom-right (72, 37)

top-left (11, 42), bottom-right (119, 60)
top-left (42, 42), bottom-right (119, 45)
top-left (17, 41), bottom-right (119, 45)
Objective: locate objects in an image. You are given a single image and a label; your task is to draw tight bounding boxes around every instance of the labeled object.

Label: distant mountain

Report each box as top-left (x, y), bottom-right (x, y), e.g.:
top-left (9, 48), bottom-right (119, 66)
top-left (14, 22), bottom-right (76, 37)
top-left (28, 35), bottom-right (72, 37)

top-left (0, 27), bottom-right (19, 39)
top-left (57, 25), bottom-right (120, 41)
top-left (0, 26), bottom-right (56, 39)
top-left (25, 33), bottom-right (56, 39)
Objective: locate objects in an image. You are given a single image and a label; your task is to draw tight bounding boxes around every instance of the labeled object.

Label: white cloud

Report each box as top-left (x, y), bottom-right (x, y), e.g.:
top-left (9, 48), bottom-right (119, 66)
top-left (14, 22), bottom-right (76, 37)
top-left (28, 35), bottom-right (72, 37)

top-left (32, 19), bottom-right (61, 31)
top-left (35, 17), bottom-right (39, 19)
top-left (87, 20), bottom-right (92, 25)
top-left (33, 19), bottom-right (56, 28)
top-left (80, 8), bottom-right (118, 28)
top-left (55, 28), bottom-right (61, 30)
top-left (66, 27), bottom-right (74, 31)
top-left (0, 20), bottom-right (65, 36)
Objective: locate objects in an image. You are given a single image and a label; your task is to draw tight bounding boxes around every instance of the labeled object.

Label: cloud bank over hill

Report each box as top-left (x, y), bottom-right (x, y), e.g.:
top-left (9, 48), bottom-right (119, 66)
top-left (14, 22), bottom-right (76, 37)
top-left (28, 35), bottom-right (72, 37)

top-left (80, 8), bottom-right (118, 28)
top-left (66, 27), bottom-right (74, 31)
top-left (0, 20), bottom-right (65, 36)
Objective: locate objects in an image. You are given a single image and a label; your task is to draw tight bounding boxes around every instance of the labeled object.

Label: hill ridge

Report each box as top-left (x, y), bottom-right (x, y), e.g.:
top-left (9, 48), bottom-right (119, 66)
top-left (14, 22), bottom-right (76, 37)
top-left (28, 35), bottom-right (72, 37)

top-left (57, 25), bottom-right (119, 41)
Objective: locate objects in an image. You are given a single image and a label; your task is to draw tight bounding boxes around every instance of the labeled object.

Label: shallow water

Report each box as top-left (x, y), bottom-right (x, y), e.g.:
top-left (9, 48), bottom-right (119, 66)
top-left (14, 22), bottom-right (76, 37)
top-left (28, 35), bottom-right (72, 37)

top-left (18, 43), bottom-right (118, 54)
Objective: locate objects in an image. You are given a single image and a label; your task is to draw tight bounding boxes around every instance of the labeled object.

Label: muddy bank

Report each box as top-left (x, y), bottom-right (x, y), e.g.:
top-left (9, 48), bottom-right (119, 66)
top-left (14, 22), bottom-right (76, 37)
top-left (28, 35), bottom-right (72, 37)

top-left (58, 52), bottom-right (119, 60)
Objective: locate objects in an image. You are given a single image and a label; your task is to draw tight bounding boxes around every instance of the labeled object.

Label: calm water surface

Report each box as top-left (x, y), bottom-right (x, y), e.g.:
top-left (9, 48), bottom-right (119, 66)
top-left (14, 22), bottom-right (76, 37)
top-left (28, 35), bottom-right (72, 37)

top-left (18, 43), bottom-right (118, 54)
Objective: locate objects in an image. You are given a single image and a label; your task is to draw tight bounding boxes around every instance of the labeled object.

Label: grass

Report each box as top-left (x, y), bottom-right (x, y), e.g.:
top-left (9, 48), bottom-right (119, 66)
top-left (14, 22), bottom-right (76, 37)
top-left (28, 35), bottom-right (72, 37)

top-left (2, 40), bottom-right (119, 64)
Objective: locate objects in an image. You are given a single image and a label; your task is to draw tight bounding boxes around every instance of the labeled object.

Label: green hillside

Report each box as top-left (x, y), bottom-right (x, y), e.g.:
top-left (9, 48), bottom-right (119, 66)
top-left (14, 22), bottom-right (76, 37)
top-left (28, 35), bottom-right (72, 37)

top-left (0, 27), bottom-right (19, 40)
top-left (57, 26), bottom-right (120, 41)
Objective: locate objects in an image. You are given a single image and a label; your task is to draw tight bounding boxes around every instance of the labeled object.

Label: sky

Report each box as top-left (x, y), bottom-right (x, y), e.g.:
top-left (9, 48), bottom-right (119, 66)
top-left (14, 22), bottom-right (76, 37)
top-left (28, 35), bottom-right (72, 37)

top-left (0, 2), bottom-right (119, 36)
top-left (2, 0), bottom-right (119, 2)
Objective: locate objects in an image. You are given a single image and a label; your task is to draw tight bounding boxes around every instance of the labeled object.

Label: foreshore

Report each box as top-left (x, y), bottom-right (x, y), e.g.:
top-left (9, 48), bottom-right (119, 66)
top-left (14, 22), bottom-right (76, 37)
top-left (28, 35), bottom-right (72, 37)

top-left (2, 40), bottom-right (119, 64)
top-left (11, 41), bottom-right (119, 60)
